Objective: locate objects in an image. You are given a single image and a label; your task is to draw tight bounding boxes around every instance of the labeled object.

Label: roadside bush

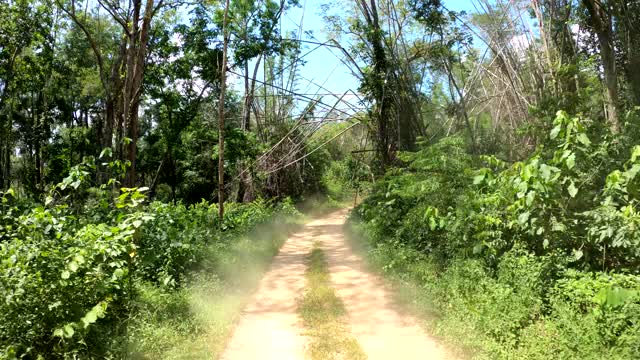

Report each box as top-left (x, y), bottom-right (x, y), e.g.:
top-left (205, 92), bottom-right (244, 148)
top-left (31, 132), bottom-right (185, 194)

top-left (351, 111), bottom-right (640, 358)
top-left (0, 186), bottom-right (149, 358)
top-left (1, 164), bottom-right (299, 359)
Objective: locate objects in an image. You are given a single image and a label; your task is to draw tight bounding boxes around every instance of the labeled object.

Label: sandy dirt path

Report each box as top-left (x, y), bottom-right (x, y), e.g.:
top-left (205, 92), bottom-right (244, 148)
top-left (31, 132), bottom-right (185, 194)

top-left (221, 209), bottom-right (452, 360)
top-left (219, 221), bottom-right (316, 360)
top-left (311, 209), bottom-right (452, 360)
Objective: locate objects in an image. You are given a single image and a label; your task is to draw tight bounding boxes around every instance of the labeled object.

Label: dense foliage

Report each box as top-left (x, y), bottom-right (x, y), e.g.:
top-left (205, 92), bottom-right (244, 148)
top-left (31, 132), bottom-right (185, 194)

top-left (0, 166), bottom-right (299, 358)
top-left (3, 0), bottom-right (640, 357)
top-left (352, 111), bottom-right (640, 358)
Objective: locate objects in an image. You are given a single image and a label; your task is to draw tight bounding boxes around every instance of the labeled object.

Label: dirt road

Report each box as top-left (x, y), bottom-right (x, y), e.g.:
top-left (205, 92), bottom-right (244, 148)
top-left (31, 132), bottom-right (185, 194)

top-left (221, 209), bottom-right (452, 360)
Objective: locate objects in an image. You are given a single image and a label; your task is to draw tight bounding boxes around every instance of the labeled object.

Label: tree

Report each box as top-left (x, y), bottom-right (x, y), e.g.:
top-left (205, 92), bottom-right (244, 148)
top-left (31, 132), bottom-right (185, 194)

top-left (58, 0), bottom-right (170, 186)
top-left (582, 0), bottom-right (619, 132)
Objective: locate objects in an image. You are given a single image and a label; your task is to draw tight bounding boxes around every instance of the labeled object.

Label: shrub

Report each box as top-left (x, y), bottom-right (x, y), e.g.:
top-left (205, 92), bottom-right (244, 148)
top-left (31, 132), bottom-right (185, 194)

top-left (350, 111), bottom-right (640, 358)
top-left (1, 170), bottom-right (297, 358)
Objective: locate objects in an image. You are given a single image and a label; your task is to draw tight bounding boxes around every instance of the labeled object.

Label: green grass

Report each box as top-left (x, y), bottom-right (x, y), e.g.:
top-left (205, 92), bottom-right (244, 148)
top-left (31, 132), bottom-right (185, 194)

top-left (129, 216), bottom-right (300, 359)
top-left (298, 243), bottom-right (366, 360)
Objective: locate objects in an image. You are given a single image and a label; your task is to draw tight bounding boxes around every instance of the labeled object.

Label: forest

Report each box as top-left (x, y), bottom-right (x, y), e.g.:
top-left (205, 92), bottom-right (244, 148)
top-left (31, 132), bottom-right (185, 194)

top-left (1, 0), bottom-right (639, 358)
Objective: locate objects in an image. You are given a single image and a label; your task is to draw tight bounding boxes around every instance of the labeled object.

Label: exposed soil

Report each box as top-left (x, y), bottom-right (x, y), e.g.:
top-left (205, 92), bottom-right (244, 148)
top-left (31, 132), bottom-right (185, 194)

top-left (221, 209), bottom-right (452, 360)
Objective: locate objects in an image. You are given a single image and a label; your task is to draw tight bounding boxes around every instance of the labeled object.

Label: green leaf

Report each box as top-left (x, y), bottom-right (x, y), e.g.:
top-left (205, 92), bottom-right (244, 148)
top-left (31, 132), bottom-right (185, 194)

top-left (606, 170), bottom-right (622, 190)
top-left (163, 276), bottom-right (173, 286)
top-left (568, 181), bottom-right (578, 197)
top-left (566, 153), bottom-right (575, 169)
top-left (63, 324), bottom-right (75, 338)
top-left (576, 133), bottom-right (591, 146)
top-left (473, 243), bottom-right (484, 254)
top-left (526, 191), bottom-right (535, 206)
top-left (518, 211), bottom-right (530, 225)
top-left (550, 125), bottom-right (561, 139)
top-left (522, 165), bottom-right (533, 181)
top-left (61, 270), bottom-right (70, 279)
top-left (542, 239), bottom-right (549, 249)
top-left (473, 174), bottom-right (485, 185)
top-left (99, 148), bottom-right (113, 159)
top-left (429, 217), bottom-right (437, 231)
top-left (540, 164), bottom-right (551, 181)
top-left (573, 249), bottom-right (583, 260)
top-left (133, 220), bottom-right (142, 228)
top-left (596, 287), bottom-right (636, 308)
top-left (631, 146), bottom-right (640, 163)
top-left (552, 222), bottom-right (566, 232)
top-left (82, 311), bottom-right (98, 328)
top-left (68, 262), bottom-right (78, 272)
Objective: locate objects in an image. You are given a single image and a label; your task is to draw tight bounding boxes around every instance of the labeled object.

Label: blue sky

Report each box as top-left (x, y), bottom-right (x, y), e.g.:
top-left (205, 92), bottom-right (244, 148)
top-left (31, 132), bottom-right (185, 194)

top-left (231, 0), bottom-right (475, 116)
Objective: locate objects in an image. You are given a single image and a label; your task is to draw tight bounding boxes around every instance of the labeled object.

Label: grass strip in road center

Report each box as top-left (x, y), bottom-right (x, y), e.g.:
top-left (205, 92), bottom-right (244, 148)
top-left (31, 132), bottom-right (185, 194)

top-left (298, 242), bottom-right (367, 360)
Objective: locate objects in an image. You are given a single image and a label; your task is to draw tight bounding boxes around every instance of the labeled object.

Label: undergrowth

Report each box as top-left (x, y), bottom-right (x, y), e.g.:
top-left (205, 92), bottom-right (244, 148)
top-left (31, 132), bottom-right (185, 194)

top-left (130, 216), bottom-right (300, 359)
top-left (349, 111), bottom-right (640, 359)
top-left (0, 161), bottom-right (302, 360)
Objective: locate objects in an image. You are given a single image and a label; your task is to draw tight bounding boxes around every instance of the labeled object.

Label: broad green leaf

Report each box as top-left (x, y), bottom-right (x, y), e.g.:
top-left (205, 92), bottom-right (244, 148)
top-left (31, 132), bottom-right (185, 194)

top-left (552, 222), bottom-right (566, 232)
top-left (566, 153), bottom-right (575, 169)
top-left (99, 148), bottom-right (113, 159)
top-left (596, 287), bottom-right (637, 309)
top-left (550, 125), bottom-right (561, 139)
top-left (473, 174), bottom-right (485, 184)
top-left (573, 249), bottom-right (583, 260)
top-left (82, 311), bottom-right (98, 328)
top-left (568, 181), bottom-right (578, 197)
top-left (526, 191), bottom-right (535, 206)
top-left (429, 217), bottom-right (437, 230)
top-left (74, 255), bottom-right (85, 265)
top-left (577, 133), bottom-right (591, 146)
top-left (631, 145), bottom-right (640, 163)
top-left (540, 164), bottom-right (551, 181)
top-left (61, 270), bottom-right (70, 279)
top-left (522, 165), bottom-right (533, 181)
top-left (63, 324), bottom-right (74, 338)
top-left (68, 262), bottom-right (78, 272)
top-left (518, 211), bottom-right (530, 225)
top-left (473, 243), bottom-right (484, 254)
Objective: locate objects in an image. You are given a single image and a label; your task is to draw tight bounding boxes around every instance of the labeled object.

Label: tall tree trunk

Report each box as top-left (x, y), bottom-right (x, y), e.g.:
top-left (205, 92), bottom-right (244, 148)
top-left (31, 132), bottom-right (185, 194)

top-left (218, 0), bottom-right (231, 222)
top-left (123, 0), bottom-right (156, 187)
top-left (617, 1), bottom-right (640, 106)
top-left (583, 0), bottom-right (619, 132)
top-left (358, 0), bottom-right (394, 171)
